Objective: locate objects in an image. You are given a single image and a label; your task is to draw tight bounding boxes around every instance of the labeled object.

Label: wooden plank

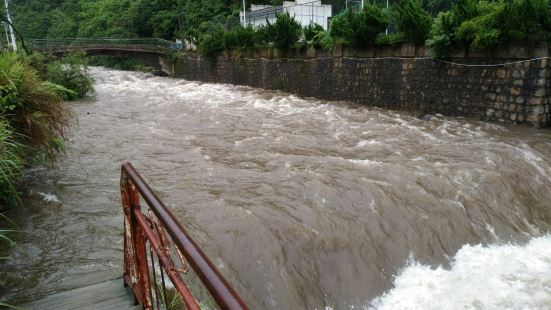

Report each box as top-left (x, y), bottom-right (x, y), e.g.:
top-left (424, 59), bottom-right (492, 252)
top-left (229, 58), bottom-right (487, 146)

top-left (78, 294), bottom-right (137, 310)
top-left (21, 278), bottom-right (138, 310)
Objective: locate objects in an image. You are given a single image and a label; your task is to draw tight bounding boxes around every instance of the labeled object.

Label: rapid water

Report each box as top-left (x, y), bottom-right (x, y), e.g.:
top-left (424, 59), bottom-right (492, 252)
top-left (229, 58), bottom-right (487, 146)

top-left (1, 67), bottom-right (550, 309)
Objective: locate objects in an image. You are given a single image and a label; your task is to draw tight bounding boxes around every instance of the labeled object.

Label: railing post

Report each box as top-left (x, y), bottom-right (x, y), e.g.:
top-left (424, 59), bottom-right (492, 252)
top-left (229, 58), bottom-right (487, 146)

top-left (121, 170), bottom-right (153, 309)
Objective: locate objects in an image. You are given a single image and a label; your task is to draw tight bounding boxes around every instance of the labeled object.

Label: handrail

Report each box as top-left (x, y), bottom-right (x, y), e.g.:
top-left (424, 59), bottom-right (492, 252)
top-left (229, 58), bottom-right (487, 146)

top-left (121, 162), bottom-right (248, 310)
top-left (30, 38), bottom-right (181, 50)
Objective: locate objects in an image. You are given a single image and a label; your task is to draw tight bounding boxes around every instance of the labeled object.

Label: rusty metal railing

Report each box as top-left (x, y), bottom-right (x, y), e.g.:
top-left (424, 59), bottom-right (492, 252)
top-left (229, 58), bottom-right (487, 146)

top-left (120, 162), bottom-right (248, 310)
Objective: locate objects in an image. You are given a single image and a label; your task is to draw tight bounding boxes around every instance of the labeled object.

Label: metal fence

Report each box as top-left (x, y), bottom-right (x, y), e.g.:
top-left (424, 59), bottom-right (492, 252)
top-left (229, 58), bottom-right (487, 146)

top-left (120, 162), bottom-right (248, 310)
top-left (227, 0), bottom-right (400, 33)
top-left (236, 0), bottom-right (334, 30)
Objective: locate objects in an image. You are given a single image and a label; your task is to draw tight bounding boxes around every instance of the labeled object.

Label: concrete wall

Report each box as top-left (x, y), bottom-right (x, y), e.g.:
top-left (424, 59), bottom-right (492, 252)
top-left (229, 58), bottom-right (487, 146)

top-left (173, 44), bottom-right (551, 127)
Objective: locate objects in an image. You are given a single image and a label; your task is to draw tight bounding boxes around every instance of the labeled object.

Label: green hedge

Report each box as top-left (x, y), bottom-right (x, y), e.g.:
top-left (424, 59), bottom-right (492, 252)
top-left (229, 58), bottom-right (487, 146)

top-left (196, 0), bottom-right (551, 60)
top-left (0, 53), bottom-right (74, 209)
top-left (427, 0), bottom-right (551, 57)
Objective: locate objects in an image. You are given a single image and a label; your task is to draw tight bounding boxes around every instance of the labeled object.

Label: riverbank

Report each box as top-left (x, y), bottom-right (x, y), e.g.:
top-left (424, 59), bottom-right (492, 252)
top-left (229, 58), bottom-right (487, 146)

top-left (172, 44), bottom-right (551, 128)
top-left (0, 53), bottom-right (92, 308)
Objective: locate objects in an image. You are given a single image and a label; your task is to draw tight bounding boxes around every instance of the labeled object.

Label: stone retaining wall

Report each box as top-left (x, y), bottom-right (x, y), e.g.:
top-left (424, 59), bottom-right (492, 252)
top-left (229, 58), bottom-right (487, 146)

top-left (173, 45), bottom-right (550, 127)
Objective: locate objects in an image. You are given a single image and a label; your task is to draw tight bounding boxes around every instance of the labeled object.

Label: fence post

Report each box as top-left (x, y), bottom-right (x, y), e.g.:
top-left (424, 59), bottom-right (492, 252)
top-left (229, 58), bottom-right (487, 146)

top-left (121, 171), bottom-right (153, 309)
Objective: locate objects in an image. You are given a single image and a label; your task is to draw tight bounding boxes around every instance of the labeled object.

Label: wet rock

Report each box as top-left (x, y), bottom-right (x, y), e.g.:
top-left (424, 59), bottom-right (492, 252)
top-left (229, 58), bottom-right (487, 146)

top-left (152, 70), bottom-right (170, 77)
top-left (418, 114), bottom-right (434, 121)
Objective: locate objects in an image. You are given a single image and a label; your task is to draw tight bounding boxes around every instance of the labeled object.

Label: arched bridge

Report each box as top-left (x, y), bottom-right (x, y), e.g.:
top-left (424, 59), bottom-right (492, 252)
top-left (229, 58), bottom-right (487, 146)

top-left (30, 38), bottom-right (182, 56)
top-left (31, 38), bottom-right (183, 76)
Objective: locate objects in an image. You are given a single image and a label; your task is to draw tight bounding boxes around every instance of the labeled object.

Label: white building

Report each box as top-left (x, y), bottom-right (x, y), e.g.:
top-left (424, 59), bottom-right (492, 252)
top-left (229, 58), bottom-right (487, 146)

top-left (240, 0), bottom-right (332, 30)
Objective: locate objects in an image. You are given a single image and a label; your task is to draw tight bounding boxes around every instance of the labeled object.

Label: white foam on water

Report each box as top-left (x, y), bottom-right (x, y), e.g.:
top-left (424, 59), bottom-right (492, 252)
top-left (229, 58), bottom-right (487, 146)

top-left (517, 143), bottom-right (550, 182)
top-left (38, 192), bottom-right (60, 203)
top-left (348, 159), bottom-right (383, 166)
top-left (356, 140), bottom-right (382, 147)
top-left (370, 234), bottom-right (551, 310)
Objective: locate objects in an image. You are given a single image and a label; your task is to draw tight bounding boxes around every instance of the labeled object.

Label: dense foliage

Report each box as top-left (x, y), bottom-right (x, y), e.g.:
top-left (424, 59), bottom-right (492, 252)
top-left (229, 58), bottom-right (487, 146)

top-left (0, 118), bottom-right (22, 208)
top-left (198, 12), bottom-right (304, 60)
top-left (10, 0), bottom-right (239, 44)
top-left (329, 4), bottom-right (389, 47)
top-left (393, 0), bottom-right (432, 44)
top-left (265, 12), bottom-right (302, 49)
top-left (0, 52), bottom-right (76, 260)
top-left (29, 52), bottom-right (95, 100)
top-left (0, 52), bottom-right (73, 209)
top-left (427, 0), bottom-right (551, 57)
top-left (7, 0), bottom-right (551, 59)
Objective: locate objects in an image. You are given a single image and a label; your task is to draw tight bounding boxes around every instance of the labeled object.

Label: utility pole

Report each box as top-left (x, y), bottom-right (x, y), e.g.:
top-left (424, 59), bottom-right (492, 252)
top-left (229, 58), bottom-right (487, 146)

top-left (3, 0), bottom-right (16, 51)
top-left (385, 0), bottom-right (389, 35)
top-left (242, 0), bottom-right (246, 26)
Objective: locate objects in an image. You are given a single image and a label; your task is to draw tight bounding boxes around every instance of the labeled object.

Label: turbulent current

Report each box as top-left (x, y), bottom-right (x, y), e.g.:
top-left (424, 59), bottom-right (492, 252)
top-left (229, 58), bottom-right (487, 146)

top-left (1, 67), bottom-right (551, 309)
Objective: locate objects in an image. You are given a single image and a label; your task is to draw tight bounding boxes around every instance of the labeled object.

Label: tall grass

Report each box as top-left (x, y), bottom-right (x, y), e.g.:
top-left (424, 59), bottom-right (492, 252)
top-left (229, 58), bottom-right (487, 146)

top-left (0, 53), bottom-right (73, 162)
top-left (0, 52), bottom-right (73, 286)
top-left (0, 115), bottom-right (21, 276)
top-left (0, 117), bottom-right (23, 208)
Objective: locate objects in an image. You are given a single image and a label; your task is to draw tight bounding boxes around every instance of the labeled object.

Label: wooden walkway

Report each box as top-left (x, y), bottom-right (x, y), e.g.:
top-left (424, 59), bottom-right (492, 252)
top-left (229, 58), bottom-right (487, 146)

top-left (21, 278), bottom-right (138, 310)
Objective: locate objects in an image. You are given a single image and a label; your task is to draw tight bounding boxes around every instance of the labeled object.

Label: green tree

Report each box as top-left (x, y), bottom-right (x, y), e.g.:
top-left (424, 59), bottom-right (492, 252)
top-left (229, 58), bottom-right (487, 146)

top-left (394, 0), bottom-right (432, 43)
top-left (330, 3), bottom-right (388, 47)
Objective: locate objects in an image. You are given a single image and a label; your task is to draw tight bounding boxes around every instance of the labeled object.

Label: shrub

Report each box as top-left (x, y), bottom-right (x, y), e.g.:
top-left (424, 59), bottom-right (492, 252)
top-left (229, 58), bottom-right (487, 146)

top-left (330, 3), bottom-right (388, 48)
top-left (223, 25), bottom-right (256, 50)
top-left (455, 0), bottom-right (504, 50)
top-left (0, 53), bottom-right (72, 161)
top-left (270, 12), bottom-right (302, 49)
top-left (427, 0), bottom-right (551, 58)
top-left (499, 0), bottom-right (551, 44)
top-left (426, 0), bottom-right (485, 57)
top-left (393, 0), bottom-right (432, 44)
top-left (28, 52), bottom-right (94, 100)
top-left (426, 11), bottom-right (457, 57)
top-left (301, 23), bottom-right (326, 48)
top-left (0, 118), bottom-right (23, 208)
top-left (198, 24), bottom-right (226, 60)
top-left (255, 22), bottom-right (277, 47)
top-left (43, 52), bottom-right (95, 100)
top-left (321, 30), bottom-right (340, 50)
top-left (375, 32), bottom-right (407, 46)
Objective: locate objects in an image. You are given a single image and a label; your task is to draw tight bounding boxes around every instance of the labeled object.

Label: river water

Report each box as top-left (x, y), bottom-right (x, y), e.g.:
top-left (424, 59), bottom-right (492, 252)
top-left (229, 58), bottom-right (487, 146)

top-left (1, 67), bottom-right (551, 309)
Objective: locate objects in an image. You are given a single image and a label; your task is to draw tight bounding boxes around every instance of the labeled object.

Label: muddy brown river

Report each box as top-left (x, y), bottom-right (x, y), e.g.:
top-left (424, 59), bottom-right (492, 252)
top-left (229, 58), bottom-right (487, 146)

top-left (1, 67), bottom-right (551, 309)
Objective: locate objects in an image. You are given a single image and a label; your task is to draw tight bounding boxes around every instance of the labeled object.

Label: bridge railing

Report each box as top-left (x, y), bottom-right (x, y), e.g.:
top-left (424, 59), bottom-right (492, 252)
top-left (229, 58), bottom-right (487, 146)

top-left (30, 38), bottom-right (181, 50)
top-left (120, 162), bottom-right (248, 310)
